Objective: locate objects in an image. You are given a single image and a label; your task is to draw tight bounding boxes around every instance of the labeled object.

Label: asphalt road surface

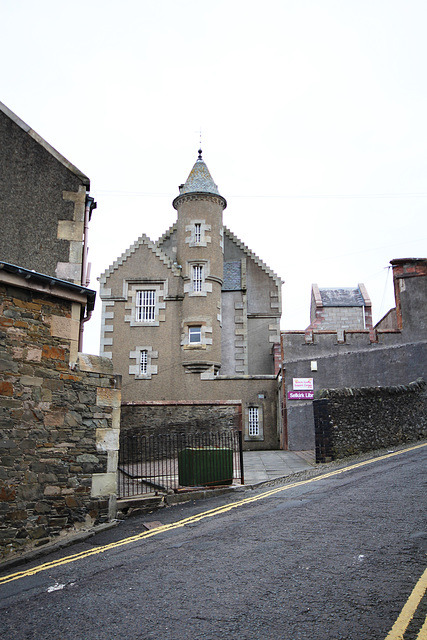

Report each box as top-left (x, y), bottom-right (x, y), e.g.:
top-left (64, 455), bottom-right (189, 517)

top-left (1, 443), bottom-right (427, 640)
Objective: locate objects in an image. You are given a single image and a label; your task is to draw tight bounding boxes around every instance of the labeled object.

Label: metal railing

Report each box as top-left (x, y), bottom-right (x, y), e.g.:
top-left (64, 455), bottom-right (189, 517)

top-left (118, 430), bottom-right (244, 497)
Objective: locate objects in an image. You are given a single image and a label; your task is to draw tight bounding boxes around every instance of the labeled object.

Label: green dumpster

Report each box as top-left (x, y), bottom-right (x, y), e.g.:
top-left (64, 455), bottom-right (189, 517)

top-left (178, 447), bottom-right (233, 487)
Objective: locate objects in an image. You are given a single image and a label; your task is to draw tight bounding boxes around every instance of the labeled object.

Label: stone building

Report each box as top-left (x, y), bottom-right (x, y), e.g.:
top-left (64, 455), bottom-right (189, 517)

top-left (99, 151), bottom-right (282, 448)
top-left (306, 283), bottom-right (373, 340)
top-left (281, 258), bottom-right (427, 450)
top-left (0, 103), bottom-right (120, 560)
top-left (0, 263), bottom-right (121, 559)
top-left (0, 100), bottom-right (96, 291)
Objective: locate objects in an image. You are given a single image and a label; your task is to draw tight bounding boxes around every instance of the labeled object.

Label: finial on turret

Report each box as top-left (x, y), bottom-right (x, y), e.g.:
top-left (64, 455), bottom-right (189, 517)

top-left (198, 127), bottom-right (203, 160)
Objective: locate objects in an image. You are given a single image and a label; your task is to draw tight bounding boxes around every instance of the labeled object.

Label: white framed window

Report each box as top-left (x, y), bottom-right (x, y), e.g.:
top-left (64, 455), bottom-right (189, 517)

top-left (245, 404), bottom-right (264, 441)
top-left (140, 349), bottom-right (148, 375)
top-left (125, 282), bottom-right (166, 327)
top-left (129, 345), bottom-right (158, 379)
top-left (136, 290), bottom-right (156, 322)
top-left (186, 220), bottom-right (210, 247)
top-left (192, 265), bottom-right (203, 293)
top-left (182, 320), bottom-right (212, 350)
top-left (248, 407), bottom-right (260, 437)
top-left (189, 326), bottom-right (202, 344)
top-left (184, 261), bottom-right (211, 296)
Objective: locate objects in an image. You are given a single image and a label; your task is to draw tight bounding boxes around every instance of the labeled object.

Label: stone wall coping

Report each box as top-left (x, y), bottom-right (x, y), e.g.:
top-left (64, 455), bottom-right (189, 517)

top-left (214, 374), bottom-right (277, 380)
top-left (78, 353), bottom-right (115, 375)
top-left (282, 329), bottom-right (374, 336)
top-left (122, 400), bottom-right (243, 406)
top-left (282, 339), bottom-right (425, 365)
top-left (317, 378), bottom-right (425, 399)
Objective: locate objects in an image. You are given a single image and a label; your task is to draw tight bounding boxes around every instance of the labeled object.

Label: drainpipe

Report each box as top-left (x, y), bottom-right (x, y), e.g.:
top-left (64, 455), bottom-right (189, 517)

top-left (81, 195), bottom-right (96, 287)
top-left (78, 195), bottom-right (97, 352)
top-left (280, 333), bottom-right (289, 450)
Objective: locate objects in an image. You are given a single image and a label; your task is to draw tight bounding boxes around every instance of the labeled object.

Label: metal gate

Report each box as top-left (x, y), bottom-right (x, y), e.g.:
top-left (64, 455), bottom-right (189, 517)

top-left (118, 430), bottom-right (244, 498)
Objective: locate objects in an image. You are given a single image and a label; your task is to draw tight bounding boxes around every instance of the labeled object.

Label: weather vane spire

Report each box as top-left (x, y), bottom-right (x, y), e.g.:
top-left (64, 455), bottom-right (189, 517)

top-left (198, 127), bottom-right (202, 160)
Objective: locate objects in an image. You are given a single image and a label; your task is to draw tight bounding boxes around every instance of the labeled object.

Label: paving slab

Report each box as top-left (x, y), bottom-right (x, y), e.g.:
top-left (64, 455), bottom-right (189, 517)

top-left (242, 450), bottom-right (315, 485)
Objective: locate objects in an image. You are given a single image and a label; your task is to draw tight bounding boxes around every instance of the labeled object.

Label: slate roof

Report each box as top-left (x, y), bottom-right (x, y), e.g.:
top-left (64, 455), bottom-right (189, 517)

top-left (319, 287), bottom-right (364, 307)
top-left (179, 150), bottom-right (220, 195)
top-left (0, 261), bottom-right (96, 311)
top-left (222, 261), bottom-right (242, 290)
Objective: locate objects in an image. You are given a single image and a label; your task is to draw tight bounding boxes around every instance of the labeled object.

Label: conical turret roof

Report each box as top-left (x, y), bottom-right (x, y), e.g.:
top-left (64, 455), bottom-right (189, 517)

top-left (180, 149), bottom-right (220, 195)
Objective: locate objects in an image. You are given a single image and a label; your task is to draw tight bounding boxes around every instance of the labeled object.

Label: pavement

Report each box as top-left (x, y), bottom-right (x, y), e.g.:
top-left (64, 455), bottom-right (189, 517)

top-left (242, 449), bottom-right (316, 485)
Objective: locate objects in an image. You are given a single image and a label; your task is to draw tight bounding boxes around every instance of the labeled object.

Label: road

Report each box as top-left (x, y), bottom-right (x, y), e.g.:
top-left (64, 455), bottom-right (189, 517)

top-left (1, 443), bottom-right (426, 640)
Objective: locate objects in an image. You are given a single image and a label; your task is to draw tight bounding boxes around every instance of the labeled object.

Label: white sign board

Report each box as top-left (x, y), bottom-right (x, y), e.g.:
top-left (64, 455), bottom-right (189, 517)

top-left (293, 378), bottom-right (314, 391)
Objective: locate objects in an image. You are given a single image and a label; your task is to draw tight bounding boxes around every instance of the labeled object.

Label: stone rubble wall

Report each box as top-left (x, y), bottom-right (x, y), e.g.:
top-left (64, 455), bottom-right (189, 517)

top-left (121, 402), bottom-right (241, 438)
top-left (0, 283), bottom-right (121, 561)
top-left (313, 379), bottom-right (426, 462)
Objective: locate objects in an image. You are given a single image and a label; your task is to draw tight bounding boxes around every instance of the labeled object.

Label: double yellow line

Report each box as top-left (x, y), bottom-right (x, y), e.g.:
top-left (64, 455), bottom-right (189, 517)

top-left (1, 441), bottom-right (426, 635)
top-left (385, 566), bottom-right (427, 640)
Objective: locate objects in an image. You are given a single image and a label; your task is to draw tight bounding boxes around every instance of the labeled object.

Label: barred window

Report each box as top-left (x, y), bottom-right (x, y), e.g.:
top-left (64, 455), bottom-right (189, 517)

top-left (192, 265), bottom-right (203, 293)
top-left (194, 223), bottom-right (202, 243)
top-left (136, 290), bottom-right (156, 322)
top-left (140, 349), bottom-right (148, 375)
top-left (248, 407), bottom-right (260, 437)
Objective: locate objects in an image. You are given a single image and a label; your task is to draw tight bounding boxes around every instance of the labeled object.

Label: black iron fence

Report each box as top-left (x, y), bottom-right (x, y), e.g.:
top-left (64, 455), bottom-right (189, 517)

top-left (118, 430), bottom-right (244, 498)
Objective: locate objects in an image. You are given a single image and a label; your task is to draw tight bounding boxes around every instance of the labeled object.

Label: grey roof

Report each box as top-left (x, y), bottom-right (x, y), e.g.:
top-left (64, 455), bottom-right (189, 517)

top-left (319, 287), bottom-right (364, 307)
top-left (0, 262), bottom-right (96, 311)
top-left (222, 261), bottom-right (242, 291)
top-left (180, 151), bottom-right (220, 195)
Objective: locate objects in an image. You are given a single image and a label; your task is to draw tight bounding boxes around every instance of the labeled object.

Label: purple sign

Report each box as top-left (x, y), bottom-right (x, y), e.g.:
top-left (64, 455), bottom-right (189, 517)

top-left (287, 391), bottom-right (314, 400)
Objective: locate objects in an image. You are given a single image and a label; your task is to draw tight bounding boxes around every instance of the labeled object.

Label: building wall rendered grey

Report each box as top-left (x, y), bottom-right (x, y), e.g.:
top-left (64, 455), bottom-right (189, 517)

top-left (287, 403), bottom-right (315, 450)
top-left (221, 290), bottom-right (243, 374)
top-left (248, 317), bottom-right (275, 375)
top-left (399, 274), bottom-right (427, 339)
top-left (283, 337), bottom-right (426, 450)
top-left (283, 258), bottom-right (426, 451)
top-left (285, 341), bottom-right (426, 390)
top-left (0, 110), bottom-right (86, 280)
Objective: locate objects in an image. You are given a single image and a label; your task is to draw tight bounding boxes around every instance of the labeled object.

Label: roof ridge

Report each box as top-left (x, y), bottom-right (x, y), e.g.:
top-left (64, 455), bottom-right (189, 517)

top-left (0, 101), bottom-right (90, 186)
top-left (99, 233), bottom-right (179, 282)
top-left (223, 226), bottom-right (283, 285)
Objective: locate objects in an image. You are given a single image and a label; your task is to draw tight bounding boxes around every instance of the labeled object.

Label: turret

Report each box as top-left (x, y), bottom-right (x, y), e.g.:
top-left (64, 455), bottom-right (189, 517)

top-left (173, 150), bottom-right (227, 373)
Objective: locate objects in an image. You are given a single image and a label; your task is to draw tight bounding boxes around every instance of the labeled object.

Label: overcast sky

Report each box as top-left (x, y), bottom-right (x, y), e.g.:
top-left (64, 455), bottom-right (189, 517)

top-left (2, 0), bottom-right (426, 354)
